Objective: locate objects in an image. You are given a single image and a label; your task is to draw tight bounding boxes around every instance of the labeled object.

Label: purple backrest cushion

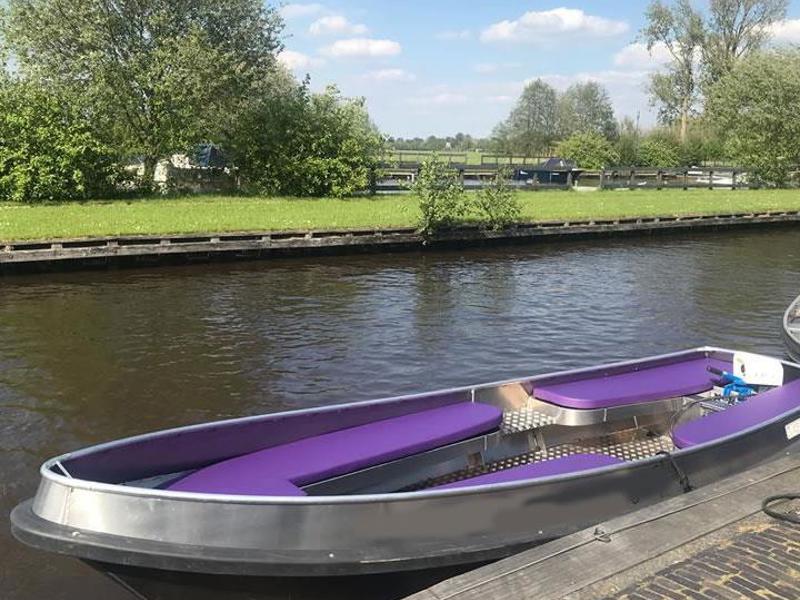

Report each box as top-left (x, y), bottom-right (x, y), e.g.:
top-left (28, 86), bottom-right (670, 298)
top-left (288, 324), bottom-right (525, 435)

top-left (672, 378), bottom-right (800, 448)
top-left (434, 453), bottom-right (623, 490)
top-left (168, 401), bottom-right (502, 495)
top-left (535, 357), bottom-right (731, 410)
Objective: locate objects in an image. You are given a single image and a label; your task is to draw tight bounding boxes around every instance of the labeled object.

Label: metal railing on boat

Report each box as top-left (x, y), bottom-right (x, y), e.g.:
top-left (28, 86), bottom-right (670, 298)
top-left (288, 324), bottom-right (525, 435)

top-left (783, 294), bottom-right (800, 362)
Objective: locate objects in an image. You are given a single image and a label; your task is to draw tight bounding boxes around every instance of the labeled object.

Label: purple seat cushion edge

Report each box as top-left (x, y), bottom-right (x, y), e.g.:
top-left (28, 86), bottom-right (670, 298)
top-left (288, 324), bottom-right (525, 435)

top-left (434, 453), bottom-right (623, 490)
top-left (167, 401), bottom-right (502, 495)
top-left (672, 378), bottom-right (800, 448)
top-left (169, 475), bottom-right (306, 496)
top-left (534, 357), bottom-right (731, 410)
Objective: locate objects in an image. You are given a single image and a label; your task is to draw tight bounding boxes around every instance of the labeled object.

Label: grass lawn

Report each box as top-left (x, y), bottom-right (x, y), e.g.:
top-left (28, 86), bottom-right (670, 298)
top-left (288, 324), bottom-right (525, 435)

top-left (2, 188), bottom-right (800, 241)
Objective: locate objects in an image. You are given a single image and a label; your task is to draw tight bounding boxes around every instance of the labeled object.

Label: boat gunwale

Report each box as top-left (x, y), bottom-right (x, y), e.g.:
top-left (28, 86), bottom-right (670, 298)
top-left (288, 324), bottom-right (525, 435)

top-left (34, 346), bottom-right (800, 505)
top-left (783, 294), bottom-right (800, 356)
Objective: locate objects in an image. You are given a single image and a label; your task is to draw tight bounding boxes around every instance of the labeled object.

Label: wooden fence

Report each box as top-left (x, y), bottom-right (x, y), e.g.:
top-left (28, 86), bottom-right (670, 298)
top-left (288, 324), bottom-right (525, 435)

top-left (599, 167), bottom-right (748, 190)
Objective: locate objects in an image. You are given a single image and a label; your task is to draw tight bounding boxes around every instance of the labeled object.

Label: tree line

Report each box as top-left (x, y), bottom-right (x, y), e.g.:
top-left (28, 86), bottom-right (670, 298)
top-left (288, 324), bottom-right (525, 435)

top-left (484, 0), bottom-right (797, 184)
top-left (0, 0), bottom-right (383, 202)
top-left (1, 0), bottom-right (798, 203)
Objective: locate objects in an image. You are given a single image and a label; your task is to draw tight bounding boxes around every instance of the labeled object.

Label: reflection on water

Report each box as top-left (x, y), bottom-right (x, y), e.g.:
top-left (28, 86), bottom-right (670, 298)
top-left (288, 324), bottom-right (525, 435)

top-left (2, 228), bottom-right (799, 599)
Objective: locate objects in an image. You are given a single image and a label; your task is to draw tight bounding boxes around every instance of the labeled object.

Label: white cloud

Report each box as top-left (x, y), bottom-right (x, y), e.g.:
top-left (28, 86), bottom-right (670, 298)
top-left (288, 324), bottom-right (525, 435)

top-left (770, 19), bottom-right (800, 44)
top-left (309, 15), bottom-right (368, 36)
top-left (436, 29), bottom-right (472, 41)
top-left (321, 38), bottom-right (402, 58)
top-left (363, 68), bottom-right (416, 82)
top-left (278, 50), bottom-right (324, 70)
top-left (613, 42), bottom-right (672, 69)
top-left (486, 95), bottom-right (514, 104)
top-left (481, 8), bottom-right (628, 43)
top-left (280, 3), bottom-right (325, 19)
top-left (408, 93), bottom-right (469, 106)
top-left (474, 62), bottom-right (521, 75)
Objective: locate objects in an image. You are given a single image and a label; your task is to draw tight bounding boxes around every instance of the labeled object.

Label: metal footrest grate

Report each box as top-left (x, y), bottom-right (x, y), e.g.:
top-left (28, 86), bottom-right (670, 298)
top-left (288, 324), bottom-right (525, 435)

top-left (411, 434), bottom-right (675, 491)
top-left (501, 408), bottom-right (557, 433)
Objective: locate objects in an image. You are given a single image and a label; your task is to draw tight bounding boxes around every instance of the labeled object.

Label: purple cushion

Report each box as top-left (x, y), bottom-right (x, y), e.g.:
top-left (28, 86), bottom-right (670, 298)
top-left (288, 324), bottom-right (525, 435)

top-left (168, 402), bottom-right (502, 495)
top-left (170, 475), bottom-right (306, 496)
top-left (672, 378), bottom-right (800, 448)
top-left (535, 357), bottom-right (731, 410)
top-left (434, 453), bottom-right (623, 490)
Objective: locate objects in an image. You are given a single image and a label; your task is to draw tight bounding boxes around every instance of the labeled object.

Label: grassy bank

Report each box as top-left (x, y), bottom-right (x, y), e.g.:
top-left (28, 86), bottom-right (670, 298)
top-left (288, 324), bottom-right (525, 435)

top-left (2, 189), bottom-right (800, 241)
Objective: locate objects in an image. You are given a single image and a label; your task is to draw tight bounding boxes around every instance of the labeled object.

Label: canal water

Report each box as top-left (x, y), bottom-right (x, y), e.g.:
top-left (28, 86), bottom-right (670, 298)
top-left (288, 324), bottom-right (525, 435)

top-left (2, 227), bottom-right (799, 599)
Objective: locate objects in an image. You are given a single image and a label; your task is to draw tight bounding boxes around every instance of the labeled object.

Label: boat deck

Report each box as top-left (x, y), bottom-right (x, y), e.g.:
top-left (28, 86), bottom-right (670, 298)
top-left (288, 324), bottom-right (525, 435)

top-left (406, 406), bottom-right (676, 491)
top-left (405, 452), bottom-right (800, 600)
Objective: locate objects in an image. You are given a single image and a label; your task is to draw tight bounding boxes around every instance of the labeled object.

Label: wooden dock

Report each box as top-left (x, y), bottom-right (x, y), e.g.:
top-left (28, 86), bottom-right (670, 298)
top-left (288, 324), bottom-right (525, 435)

top-left (3, 210), bottom-right (800, 274)
top-left (405, 453), bottom-right (800, 600)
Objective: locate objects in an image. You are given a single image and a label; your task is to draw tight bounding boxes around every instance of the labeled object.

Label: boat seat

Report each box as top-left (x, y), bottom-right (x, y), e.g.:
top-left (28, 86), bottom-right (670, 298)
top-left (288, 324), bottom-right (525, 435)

top-left (167, 402), bottom-right (503, 496)
top-left (534, 357), bottom-right (731, 410)
top-left (434, 453), bottom-right (623, 490)
top-left (672, 378), bottom-right (800, 448)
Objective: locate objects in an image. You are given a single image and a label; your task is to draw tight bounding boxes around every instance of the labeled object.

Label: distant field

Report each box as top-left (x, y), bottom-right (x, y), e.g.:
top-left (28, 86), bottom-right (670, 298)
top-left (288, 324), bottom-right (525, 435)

top-left (2, 188), bottom-right (800, 241)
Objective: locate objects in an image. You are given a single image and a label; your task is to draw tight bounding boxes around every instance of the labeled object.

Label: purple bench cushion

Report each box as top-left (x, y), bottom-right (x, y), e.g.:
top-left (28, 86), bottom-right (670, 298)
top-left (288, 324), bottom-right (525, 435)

top-left (170, 475), bottom-right (307, 496)
top-left (534, 357), bottom-right (731, 410)
top-left (168, 402), bottom-right (502, 495)
top-left (435, 453), bottom-right (623, 490)
top-left (672, 378), bottom-right (800, 448)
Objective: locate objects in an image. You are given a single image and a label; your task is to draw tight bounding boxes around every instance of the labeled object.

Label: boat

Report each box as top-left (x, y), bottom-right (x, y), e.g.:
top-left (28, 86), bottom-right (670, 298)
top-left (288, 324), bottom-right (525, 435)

top-left (11, 347), bottom-right (800, 596)
top-left (513, 157), bottom-right (583, 186)
top-left (784, 295), bottom-right (800, 362)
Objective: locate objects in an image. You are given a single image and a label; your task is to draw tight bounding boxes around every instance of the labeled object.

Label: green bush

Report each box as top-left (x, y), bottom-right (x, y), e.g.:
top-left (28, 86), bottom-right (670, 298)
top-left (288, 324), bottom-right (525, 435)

top-left (637, 135), bottom-right (682, 167)
top-left (413, 155), bottom-right (466, 236)
top-left (556, 131), bottom-right (620, 169)
top-left (616, 133), bottom-right (639, 167)
top-left (679, 124), bottom-right (727, 166)
top-left (472, 167), bottom-right (520, 229)
top-left (232, 82), bottom-right (384, 197)
top-left (0, 80), bottom-right (122, 202)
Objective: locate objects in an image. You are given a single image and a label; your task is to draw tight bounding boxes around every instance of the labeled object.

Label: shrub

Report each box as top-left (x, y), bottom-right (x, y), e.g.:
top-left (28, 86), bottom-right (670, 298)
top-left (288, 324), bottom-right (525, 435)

top-left (637, 135), bottom-right (682, 167)
top-left (616, 133), bottom-right (639, 166)
top-left (413, 155), bottom-right (466, 236)
top-left (472, 167), bottom-right (520, 230)
top-left (556, 131), bottom-right (620, 169)
top-left (232, 82), bottom-right (384, 197)
top-left (0, 80), bottom-right (122, 202)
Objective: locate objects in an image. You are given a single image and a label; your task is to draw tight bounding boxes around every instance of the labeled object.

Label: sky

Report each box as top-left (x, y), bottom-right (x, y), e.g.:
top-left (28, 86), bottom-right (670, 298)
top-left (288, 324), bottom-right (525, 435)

top-left (276, 1), bottom-right (800, 139)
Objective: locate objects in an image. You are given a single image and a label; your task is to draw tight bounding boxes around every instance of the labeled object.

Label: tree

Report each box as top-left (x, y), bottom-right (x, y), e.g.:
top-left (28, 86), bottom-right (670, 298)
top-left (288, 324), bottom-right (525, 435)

top-left (0, 78), bottom-right (123, 202)
top-left (708, 49), bottom-right (800, 185)
top-left (556, 132), bottom-right (620, 169)
top-left (703, 0), bottom-right (787, 86)
top-left (494, 79), bottom-right (559, 156)
top-left (3, 0), bottom-right (284, 187)
top-left (557, 82), bottom-right (618, 140)
top-left (641, 0), bottom-right (704, 142)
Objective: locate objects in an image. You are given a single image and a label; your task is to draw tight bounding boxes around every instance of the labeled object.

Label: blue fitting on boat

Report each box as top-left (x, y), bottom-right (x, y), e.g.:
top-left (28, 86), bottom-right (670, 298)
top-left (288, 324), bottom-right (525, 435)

top-left (707, 366), bottom-right (755, 398)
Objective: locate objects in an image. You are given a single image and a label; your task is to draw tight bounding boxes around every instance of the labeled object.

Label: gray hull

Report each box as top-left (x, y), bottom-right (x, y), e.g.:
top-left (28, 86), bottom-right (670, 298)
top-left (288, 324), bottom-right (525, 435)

top-left (11, 347), bottom-right (800, 579)
top-left (784, 295), bottom-right (800, 362)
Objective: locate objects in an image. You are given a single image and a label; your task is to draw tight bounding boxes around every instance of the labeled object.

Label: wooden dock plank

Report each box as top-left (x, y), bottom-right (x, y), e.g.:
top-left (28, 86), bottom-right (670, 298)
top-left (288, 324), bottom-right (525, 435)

top-left (405, 453), bottom-right (800, 600)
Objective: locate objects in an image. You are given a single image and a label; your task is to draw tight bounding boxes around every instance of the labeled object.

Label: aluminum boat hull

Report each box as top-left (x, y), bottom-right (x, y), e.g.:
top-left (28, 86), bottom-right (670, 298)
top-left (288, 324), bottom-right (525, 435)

top-left (784, 294), bottom-right (800, 362)
top-left (11, 347), bottom-right (800, 583)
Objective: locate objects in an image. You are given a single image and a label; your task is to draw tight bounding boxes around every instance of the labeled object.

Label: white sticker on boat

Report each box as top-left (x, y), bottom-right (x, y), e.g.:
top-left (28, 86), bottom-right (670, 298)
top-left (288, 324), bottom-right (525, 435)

top-left (733, 352), bottom-right (784, 386)
top-left (785, 418), bottom-right (800, 440)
